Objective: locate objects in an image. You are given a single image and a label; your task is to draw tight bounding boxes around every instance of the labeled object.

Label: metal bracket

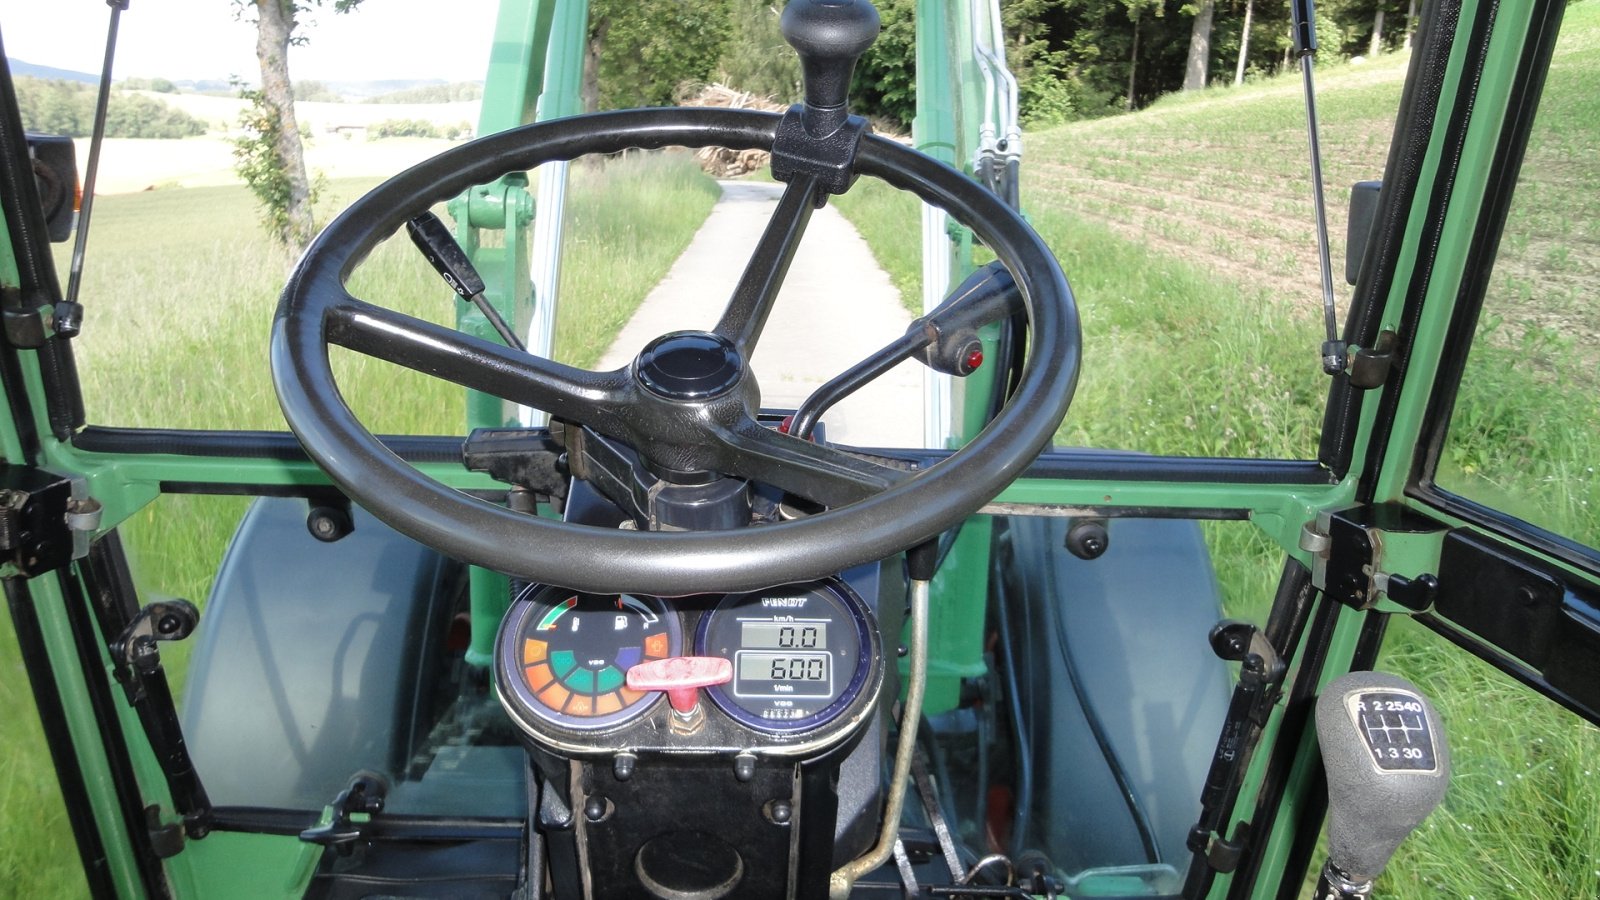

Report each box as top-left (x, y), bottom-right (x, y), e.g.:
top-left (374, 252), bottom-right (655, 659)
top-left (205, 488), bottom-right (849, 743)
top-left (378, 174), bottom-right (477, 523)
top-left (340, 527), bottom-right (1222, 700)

top-left (1346, 329), bottom-right (1398, 390)
top-left (113, 600), bottom-right (198, 689)
top-left (448, 173), bottom-right (534, 231)
top-left (771, 106), bottom-right (870, 202)
top-left (0, 466), bottom-right (100, 576)
top-left (1, 287), bottom-right (55, 348)
top-left (1303, 505), bottom-right (1444, 611)
top-left (299, 772), bottom-right (389, 853)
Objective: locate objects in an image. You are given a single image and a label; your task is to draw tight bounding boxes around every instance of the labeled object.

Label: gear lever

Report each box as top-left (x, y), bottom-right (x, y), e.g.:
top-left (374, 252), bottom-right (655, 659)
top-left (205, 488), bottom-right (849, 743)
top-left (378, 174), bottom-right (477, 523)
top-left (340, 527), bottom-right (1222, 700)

top-left (1314, 671), bottom-right (1451, 899)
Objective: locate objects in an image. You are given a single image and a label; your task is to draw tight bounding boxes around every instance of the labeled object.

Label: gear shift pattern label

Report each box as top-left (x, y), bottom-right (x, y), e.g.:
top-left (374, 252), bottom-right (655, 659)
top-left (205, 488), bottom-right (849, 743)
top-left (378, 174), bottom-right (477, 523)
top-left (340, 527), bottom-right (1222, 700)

top-left (1344, 689), bottom-right (1438, 774)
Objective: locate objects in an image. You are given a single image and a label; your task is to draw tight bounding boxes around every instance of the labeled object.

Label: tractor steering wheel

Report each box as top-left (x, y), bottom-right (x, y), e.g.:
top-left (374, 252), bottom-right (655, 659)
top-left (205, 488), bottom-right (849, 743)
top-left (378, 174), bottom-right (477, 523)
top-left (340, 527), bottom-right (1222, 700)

top-left (270, 108), bottom-right (1079, 596)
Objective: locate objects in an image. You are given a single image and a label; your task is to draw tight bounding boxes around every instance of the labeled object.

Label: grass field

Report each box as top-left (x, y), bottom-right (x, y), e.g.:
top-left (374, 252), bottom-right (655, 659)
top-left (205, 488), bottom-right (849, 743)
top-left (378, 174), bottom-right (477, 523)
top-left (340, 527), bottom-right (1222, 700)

top-left (829, 6), bottom-right (1600, 897)
top-left (0, 150), bottom-right (718, 896)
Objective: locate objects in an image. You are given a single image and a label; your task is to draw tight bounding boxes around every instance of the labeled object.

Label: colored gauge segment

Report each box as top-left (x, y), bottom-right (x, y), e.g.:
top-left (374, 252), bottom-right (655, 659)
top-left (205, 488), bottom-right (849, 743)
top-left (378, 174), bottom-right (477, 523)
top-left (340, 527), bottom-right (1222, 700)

top-left (499, 586), bottom-right (679, 731)
top-left (695, 579), bottom-right (874, 734)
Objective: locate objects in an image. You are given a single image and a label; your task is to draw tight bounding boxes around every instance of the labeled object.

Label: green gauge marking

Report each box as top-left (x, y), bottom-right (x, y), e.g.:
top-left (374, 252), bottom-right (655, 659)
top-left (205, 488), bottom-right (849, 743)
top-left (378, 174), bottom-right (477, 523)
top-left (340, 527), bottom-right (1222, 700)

top-left (537, 595), bottom-right (578, 631)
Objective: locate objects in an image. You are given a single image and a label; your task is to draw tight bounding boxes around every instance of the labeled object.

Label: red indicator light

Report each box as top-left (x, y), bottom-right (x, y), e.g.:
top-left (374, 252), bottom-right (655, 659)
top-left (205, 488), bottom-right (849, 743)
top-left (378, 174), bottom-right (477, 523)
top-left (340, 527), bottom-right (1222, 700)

top-left (965, 349), bottom-right (984, 372)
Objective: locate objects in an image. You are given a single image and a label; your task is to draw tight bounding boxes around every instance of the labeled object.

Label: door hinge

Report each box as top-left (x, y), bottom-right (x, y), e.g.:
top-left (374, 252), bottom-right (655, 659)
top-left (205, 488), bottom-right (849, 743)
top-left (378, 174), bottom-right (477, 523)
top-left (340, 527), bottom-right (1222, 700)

top-left (1302, 504), bottom-right (1445, 612)
top-left (0, 465), bottom-right (101, 577)
top-left (1346, 329), bottom-right (1398, 389)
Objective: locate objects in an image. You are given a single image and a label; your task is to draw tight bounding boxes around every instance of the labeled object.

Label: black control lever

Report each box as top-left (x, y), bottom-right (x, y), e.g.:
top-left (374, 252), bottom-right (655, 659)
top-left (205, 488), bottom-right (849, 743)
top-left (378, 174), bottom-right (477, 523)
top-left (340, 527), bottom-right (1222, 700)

top-left (788, 262), bottom-right (1021, 440)
top-left (299, 771), bottom-right (389, 853)
top-left (406, 212), bottom-right (524, 351)
top-left (772, 0), bottom-right (880, 199)
top-left (1314, 671), bottom-right (1450, 898)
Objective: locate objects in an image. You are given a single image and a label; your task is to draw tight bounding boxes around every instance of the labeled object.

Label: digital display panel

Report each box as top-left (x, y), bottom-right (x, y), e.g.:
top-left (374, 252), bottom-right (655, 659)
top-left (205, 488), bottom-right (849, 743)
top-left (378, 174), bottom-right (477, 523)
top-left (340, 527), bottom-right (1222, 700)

top-left (697, 579), bottom-right (876, 733)
top-left (738, 652), bottom-right (831, 683)
top-left (740, 620), bottom-right (827, 650)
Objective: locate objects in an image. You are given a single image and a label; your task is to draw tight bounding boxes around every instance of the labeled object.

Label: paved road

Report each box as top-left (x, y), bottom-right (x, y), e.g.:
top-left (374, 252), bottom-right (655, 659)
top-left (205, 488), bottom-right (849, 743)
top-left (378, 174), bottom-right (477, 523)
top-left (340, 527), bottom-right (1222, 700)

top-left (597, 180), bottom-right (925, 448)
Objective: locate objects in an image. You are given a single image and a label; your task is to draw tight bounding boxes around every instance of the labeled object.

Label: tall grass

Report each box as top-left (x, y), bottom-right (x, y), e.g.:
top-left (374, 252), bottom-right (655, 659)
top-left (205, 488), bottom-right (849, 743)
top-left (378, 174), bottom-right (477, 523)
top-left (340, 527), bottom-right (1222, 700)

top-left (0, 150), bottom-right (718, 895)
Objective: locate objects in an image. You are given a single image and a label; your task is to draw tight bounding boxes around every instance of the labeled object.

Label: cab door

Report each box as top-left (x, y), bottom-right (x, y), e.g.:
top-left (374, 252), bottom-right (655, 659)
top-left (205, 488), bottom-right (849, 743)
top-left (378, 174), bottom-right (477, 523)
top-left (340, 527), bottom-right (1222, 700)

top-left (1288, 0), bottom-right (1600, 893)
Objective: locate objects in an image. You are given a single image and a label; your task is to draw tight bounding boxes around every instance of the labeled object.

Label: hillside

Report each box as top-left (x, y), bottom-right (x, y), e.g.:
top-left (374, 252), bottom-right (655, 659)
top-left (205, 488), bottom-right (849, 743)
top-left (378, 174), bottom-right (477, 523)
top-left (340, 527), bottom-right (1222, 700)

top-left (1028, 50), bottom-right (1411, 314)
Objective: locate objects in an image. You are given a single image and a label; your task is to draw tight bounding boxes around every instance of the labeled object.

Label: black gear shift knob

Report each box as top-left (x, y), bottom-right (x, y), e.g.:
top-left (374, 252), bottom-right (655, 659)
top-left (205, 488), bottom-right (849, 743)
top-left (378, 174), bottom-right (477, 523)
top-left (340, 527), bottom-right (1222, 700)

top-left (781, 0), bottom-right (880, 136)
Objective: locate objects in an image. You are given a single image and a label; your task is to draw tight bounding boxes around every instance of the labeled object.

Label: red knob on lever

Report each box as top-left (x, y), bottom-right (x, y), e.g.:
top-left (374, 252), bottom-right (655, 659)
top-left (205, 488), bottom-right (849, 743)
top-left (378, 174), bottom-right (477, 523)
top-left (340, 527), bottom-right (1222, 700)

top-left (626, 656), bottom-right (733, 715)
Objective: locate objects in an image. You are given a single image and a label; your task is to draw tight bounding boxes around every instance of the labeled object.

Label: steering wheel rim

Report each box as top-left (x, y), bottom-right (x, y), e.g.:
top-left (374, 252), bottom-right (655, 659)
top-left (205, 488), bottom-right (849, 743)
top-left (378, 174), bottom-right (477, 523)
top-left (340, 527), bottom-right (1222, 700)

top-left (271, 108), bottom-right (1079, 596)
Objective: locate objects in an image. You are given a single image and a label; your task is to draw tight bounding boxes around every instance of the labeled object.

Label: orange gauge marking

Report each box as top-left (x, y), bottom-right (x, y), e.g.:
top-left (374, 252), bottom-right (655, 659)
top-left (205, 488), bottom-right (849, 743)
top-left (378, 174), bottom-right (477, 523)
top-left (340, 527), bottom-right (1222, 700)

top-left (522, 638), bottom-right (548, 664)
top-left (566, 694), bottom-right (595, 716)
top-left (643, 633), bottom-right (669, 659)
top-left (537, 682), bottom-right (572, 711)
top-left (618, 687), bottom-right (646, 706)
top-left (595, 692), bottom-right (623, 715)
top-left (524, 663), bottom-right (554, 692)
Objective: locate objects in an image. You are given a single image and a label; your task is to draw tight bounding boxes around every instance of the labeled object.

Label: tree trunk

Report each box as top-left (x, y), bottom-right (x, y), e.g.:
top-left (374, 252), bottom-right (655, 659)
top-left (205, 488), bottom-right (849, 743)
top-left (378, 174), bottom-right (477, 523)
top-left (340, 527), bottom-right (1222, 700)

top-left (253, 0), bottom-right (314, 250)
top-left (1183, 0), bottom-right (1215, 91)
top-left (1234, 0), bottom-right (1254, 85)
top-left (1404, 0), bottom-right (1417, 49)
top-left (1369, 7), bottom-right (1386, 56)
top-left (582, 16), bottom-right (610, 113)
top-left (1126, 15), bottom-right (1141, 110)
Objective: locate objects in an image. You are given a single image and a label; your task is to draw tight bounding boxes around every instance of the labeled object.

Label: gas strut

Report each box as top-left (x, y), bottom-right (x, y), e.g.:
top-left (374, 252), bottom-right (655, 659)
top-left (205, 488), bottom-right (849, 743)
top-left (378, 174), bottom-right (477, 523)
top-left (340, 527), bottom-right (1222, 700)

top-left (63, 0), bottom-right (130, 333)
top-left (1290, 0), bottom-right (1348, 375)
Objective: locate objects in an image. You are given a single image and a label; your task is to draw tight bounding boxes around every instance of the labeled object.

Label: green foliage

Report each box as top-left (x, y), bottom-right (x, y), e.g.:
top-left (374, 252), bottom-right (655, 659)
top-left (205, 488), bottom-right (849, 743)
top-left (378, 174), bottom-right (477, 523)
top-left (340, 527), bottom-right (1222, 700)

top-left (292, 79), bottom-right (342, 102)
top-left (715, 0), bottom-right (801, 101)
top-left (232, 86), bottom-right (314, 248)
top-left (13, 77), bottom-right (208, 138)
top-left (1315, 9), bottom-right (1346, 65)
top-left (367, 118), bottom-right (473, 140)
top-left (851, 0), bottom-right (916, 129)
top-left (365, 82), bottom-right (485, 104)
top-left (121, 76), bottom-right (177, 93)
top-left (593, 0), bottom-right (736, 109)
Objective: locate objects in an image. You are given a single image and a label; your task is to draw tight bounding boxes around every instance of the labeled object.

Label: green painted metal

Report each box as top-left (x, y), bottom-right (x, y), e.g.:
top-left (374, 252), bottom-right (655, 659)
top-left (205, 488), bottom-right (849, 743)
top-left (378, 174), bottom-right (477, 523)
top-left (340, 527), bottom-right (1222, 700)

top-left (912, 0), bottom-right (997, 715)
top-left (451, 0), bottom-right (563, 667)
top-left (921, 519), bottom-right (993, 711)
top-left (537, 0), bottom-right (590, 122)
top-left (453, 0), bottom-right (555, 433)
top-left (24, 569), bottom-right (145, 896)
top-left (162, 831), bottom-right (321, 899)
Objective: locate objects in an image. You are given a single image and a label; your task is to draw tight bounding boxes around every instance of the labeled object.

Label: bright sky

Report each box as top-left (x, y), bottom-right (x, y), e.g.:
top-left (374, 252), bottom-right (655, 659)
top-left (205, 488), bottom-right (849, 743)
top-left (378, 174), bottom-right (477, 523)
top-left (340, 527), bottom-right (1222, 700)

top-left (0, 0), bottom-right (502, 84)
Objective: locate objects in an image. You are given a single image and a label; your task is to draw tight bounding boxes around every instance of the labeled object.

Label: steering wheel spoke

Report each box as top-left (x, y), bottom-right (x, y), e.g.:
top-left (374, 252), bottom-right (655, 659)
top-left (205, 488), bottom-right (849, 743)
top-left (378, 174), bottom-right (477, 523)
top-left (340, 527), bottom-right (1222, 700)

top-left (712, 414), bottom-right (906, 509)
top-left (713, 173), bottom-right (820, 353)
top-left (326, 296), bottom-right (630, 429)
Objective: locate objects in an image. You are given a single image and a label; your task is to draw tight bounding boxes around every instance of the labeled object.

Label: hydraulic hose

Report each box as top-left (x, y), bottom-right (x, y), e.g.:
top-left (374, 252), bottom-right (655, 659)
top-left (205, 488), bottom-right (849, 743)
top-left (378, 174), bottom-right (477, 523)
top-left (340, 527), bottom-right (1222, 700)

top-left (830, 575), bottom-right (930, 898)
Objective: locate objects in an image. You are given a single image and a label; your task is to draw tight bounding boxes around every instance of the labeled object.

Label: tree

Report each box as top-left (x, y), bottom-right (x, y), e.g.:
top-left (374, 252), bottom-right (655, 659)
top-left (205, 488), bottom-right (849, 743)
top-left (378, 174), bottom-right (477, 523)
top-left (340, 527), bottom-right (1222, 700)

top-left (851, 0), bottom-right (915, 128)
top-left (1183, 0), bottom-right (1216, 90)
top-left (583, 1), bottom-right (735, 112)
top-left (1233, 0), bottom-right (1254, 85)
top-left (233, 1), bottom-right (362, 250)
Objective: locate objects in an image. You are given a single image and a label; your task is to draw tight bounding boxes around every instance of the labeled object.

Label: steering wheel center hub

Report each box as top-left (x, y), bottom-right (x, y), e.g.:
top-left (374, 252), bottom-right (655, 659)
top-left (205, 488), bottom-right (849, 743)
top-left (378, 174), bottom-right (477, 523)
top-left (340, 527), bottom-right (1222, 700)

top-left (635, 331), bottom-right (745, 401)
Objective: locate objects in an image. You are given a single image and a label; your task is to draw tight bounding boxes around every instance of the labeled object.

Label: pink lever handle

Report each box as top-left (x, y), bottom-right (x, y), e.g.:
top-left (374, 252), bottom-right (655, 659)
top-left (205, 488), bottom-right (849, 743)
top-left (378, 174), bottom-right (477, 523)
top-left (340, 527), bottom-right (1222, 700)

top-left (627, 656), bottom-right (733, 714)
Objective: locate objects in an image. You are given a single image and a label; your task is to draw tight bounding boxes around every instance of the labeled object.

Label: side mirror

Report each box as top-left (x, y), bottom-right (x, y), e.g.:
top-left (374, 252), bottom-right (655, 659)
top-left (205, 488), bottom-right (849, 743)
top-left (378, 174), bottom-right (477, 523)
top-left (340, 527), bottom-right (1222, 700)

top-left (24, 133), bottom-right (78, 243)
top-left (1345, 181), bottom-right (1382, 285)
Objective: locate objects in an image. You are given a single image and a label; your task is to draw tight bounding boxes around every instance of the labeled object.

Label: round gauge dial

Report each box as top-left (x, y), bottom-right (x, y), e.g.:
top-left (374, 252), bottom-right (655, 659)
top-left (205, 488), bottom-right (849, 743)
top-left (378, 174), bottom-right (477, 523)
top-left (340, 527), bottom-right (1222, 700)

top-left (695, 579), bottom-right (875, 734)
top-left (498, 586), bottom-right (680, 731)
